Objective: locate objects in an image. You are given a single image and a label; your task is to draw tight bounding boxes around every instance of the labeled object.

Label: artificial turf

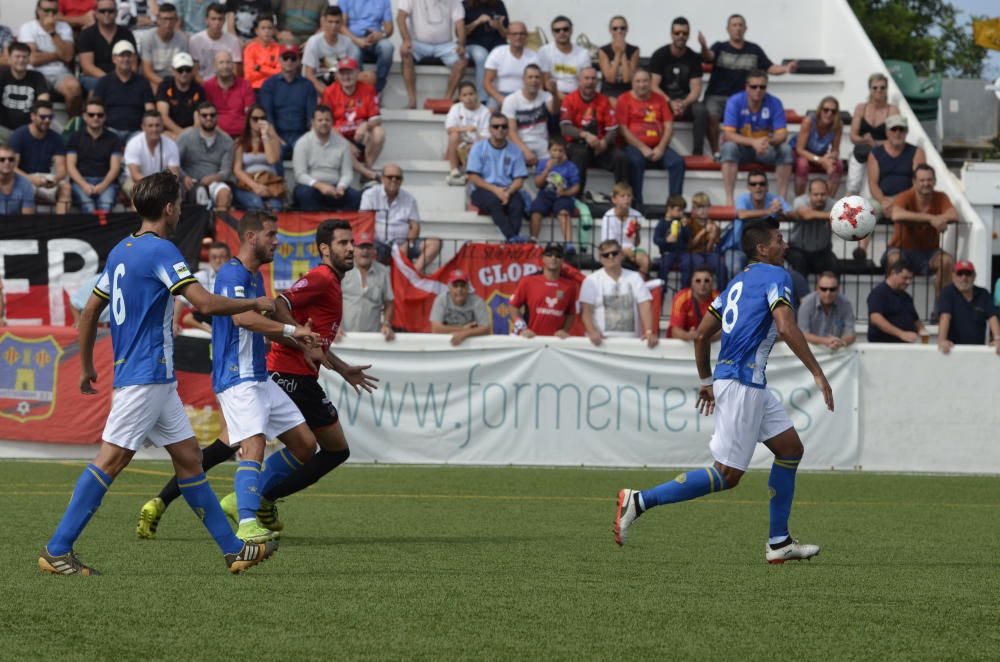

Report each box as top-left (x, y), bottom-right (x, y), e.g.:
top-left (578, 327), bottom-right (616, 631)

top-left (1, 461), bottom-right (998, 660)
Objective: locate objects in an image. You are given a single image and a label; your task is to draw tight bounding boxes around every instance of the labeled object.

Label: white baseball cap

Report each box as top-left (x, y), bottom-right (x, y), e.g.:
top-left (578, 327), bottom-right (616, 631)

top-left (111, 40), bottom-right (136, 56)
top-left (172, 52), bottom-right (195, 69)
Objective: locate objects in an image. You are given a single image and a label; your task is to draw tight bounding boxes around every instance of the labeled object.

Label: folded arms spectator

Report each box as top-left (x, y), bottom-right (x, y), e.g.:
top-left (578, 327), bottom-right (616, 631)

top-left (430, 269), bottom-right (491, 346)
top-left (242, 14), bottom-right (281, 89)
top-left (258, 44), bottom-right (317, 159)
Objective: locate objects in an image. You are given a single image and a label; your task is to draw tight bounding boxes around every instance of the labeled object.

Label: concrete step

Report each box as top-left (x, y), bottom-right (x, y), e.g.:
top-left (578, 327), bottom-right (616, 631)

top-left (378, 109), bottom-right (448, 162)
top-left (407, 183), bottom-right (467, 213)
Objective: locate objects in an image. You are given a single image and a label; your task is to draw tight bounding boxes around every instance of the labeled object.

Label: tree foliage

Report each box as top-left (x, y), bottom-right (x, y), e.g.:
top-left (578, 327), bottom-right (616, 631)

top-left (850, 0), bottom-right (988, 77)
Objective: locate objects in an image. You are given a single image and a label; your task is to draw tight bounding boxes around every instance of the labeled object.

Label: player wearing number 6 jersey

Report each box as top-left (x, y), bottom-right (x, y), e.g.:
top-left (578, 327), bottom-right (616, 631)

top-left (39, 171), bottom-right (279, 576)
top-left (613, 218), bottom-right (834, 563)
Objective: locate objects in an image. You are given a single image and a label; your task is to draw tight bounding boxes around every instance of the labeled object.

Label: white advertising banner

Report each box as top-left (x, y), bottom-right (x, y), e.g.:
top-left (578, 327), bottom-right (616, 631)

top-left (321, 335), bottom-right (860, 470)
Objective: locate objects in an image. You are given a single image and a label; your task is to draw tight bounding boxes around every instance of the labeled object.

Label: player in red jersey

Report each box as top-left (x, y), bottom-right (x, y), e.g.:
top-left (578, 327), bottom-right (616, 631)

top-left (509, 242), bottom-right (579, 338)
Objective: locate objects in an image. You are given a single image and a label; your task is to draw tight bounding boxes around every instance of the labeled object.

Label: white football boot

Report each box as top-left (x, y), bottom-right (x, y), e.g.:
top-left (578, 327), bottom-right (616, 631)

top-left (612, 489), bottom-right (642, 546)
top-left (765, 538), bottom-right (821, 564)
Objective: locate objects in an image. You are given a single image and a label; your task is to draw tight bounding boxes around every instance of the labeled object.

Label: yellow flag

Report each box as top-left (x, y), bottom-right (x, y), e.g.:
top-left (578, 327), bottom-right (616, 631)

top-left (973, 18), bottom-right (1000, 51)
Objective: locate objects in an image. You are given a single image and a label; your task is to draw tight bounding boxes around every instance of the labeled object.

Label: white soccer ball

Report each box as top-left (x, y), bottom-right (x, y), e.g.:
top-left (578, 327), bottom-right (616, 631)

top-left (830, 195), bottom-right (877, 241)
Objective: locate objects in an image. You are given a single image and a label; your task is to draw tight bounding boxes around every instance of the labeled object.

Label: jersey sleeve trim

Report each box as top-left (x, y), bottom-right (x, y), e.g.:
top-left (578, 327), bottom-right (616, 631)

top-left (278, 293), bottom-right (292, 309)
top-left (169, 276), bottom-right (198, 295)
top-left (708, 305), bottom-right (722, 320)
top-left (769, 297), bottom-right (792, 312)
top-left (92, 287), bottom-right (110, 300)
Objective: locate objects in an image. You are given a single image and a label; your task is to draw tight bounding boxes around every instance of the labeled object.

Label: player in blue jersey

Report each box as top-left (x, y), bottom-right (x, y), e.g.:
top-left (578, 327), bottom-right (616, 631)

top-left (613, 218), bottom-right (834, 563)
top-left (39, 172), bottom-right (280, 576)
top-left (210, 210), bottom-right (324, 544)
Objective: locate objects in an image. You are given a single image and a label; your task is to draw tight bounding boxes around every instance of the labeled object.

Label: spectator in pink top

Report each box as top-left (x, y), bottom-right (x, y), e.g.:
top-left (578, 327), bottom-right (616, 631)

top-left (203, 50), bottom-right (255, 137)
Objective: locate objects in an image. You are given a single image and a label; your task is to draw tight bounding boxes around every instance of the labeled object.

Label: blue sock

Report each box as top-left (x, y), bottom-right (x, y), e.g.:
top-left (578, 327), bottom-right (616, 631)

top-left (258, 447), bottom-right (303, 498)
top-left (768, 455), bottom-right (801, 544)
top-left (178, 474), bottom-right (242, 555)
top-left (234, 460), bottom-right (262, 522)
top-left (639, 466), bottom-right (729, 511)
top-left (47, 464), bottom-right (112, 556)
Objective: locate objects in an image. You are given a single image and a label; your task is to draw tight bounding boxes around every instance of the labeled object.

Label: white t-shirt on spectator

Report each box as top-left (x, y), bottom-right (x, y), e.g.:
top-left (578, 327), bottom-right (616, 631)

top-left (600, 207), bottom-right (645, 251)
top-left (501, 89), bottom-right (552, 158)
top-left (484, 45), bottom-right (539, 96)
top-left (578, 268), bottom-right (651, 337)
top-left (18, 20), bottom-right (74, 78)
top-left (302, 33), bottom-right (353, 74)
top-left (189, 30), bottom-right (242, 79)
top-left (360, 184), bottom-right (421, 244)
top-left (537, 43), bottom-right (592, 94)
top-left (398, 0), bottom-right (464, 44)
top-left (124, 134), bottom-right (181, 176)
top-left (445, 101), bottom-right (491, 146)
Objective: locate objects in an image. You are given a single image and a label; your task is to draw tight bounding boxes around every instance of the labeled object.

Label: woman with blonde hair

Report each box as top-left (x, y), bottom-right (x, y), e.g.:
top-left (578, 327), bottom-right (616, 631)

top-left (598, 15), bottom-right (639, 101)
top-left (794, 96), bottom-right (843, 196)
top-left (846, 73), bottom-right (899, 194)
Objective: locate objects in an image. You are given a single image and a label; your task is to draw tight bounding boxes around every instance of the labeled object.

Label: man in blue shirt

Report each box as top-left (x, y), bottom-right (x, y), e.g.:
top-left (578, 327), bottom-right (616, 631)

top-left (259, 44), bottom-right (318, 159)
top-left (339, 0), bottom-right (394, 94)
top-left (39, 172), bottom-right (279, 576)
top-left (937, 260), bottom-right (1000, 353)
top-left (718, 169), bottom-right (790, 280)
top-left (467, 113), bottom-right (529, 241)
top-left (9, 101), bottom-right (70, 214)
top-left (614, 218), bottom-right (833, 564)
top-left (720, 70), bottom-right (793, 207)
top-left (0, 144), bottom-right (36, 214)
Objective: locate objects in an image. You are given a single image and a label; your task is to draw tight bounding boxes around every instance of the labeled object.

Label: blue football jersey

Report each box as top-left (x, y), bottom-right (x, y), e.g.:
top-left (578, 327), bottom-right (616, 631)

top-left (211, 258), bottom-right (267, 393)
top-left (93, 232), bottom-right (198, 387)
top-left (708, 262), bottom-right (793, 388)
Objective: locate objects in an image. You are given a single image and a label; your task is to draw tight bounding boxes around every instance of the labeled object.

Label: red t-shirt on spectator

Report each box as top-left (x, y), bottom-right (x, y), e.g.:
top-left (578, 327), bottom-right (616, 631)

top-left (267, 264), bottom-right (343, 377)
top-left (509, 273), bottom-right (579, 336)
top-left (322, 81), bottom-right (381, 141)
top-left (59, 0), bottom-right (95, 16)
top-left (667, 288), bottom-right (719, 338)
top-left (615, 90), bottom-right (673, 148)
top-left (203, 75), bottom-right (256, 138)
top-left (560, 90), bottom-right (617, 142)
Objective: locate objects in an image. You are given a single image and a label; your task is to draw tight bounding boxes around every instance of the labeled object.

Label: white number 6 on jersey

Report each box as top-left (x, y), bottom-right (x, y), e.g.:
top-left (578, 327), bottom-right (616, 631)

top-left (721, 282), bottom-right (742, 333)
top-left (112, 263), bottom-right (126, 325)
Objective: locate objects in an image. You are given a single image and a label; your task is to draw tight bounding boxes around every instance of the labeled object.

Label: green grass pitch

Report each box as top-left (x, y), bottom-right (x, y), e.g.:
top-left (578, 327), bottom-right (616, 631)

top-left (2, 460), bottom-right (998, 660)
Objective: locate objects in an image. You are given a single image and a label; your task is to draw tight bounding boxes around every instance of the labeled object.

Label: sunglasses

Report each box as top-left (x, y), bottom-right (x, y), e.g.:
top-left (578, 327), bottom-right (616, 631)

top-left (85, 111), bottom-right (105, 118)
top-left (600, 250), bottom-right (621, 258)
top-left (820, 107), bottom-right (837, 113)
top-left (748, 181), bottom-right (767, 187)
top-left (673, 30), bottom-right (689, 37)
top-left (543, 251), bottom-right (563, 258)
top-left (818, 286), bottom-right (838, 292)
top-left (200, 112), bottom-right (217, 118)
top-left (97, 7), bottom-right (116, 13)
top-left (870, 84), bottom-right (886, 91)
top-left (176, 66), bottom-right (193, 73)
top-left (491, 124), bottom-right (508, 130)
top-left (889, 126), bottom-right (907, 132)
top-left (251, 115), bottom-right (267, 121)
top-left (382, 174), bottom-right (403, 181)
top-left (39, 7), bottom-right (57, 14)
top-left (281, 54), bottom-right (299, 61)
top-left (0, 156), bottom-right (15, 163)
top-left (552, 26), bottom-right (571, 33)
top-left (37, 114), bottom-right (54, 121)
top-left (747, 84), bottom-right (767, 90)
top-left (611, 25), bottom-right (627, 32)
top-left (956, 270), bottom-right (974, 277)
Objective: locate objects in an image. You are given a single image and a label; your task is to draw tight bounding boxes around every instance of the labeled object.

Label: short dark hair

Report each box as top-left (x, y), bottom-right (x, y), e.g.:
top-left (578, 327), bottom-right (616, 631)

top-left (132, 171), bottom-right (181, 220)
top-left (913, 163), bottom-right (935, 178)
top-left (887, 258), bottom-right (913, 276)
top-left (208, 241), bottom-right (231, 255)
top-left (158, 2), bottom-right (177, 13)
top-left (746, 168), bottom-right (768, 185)
top-left (666, 195), bottom-right (686, 209)
top-left (728, 13), bottom-right (746, 23)
top-left (818, 270), bottom-right (839, 283)
top-left (323, 5), bottom-right (342, 17)
top-left (551, 15), bottom-right (572, 28)
top-left (253, 13), bottom-right (275, 31)
top-left (84, 97), bottom-right (105, 110)
top-left (314, 104), bottom-right (333, 117)
top-left (206, 2), bottom-right (226, 17)
top-left (490, 112), bottom-right (507, 123)
top-left (598, 238), bottom-right (621, 252)
top-left (195, 100), bottom-right (216, 113)
top-left (458, 80), bottom-right (477, 95)
top-left (9, 42), bottom-right (31, 56)
top-left (691, 266), bottom-right (714, 282)
top-left (523, 63), bottom-right (542, 76)
top-left (30, 99), bottom-right (53, 114)
top-left (672, 17), bottom-right (689, 28)
top-left (547, 135), bottom-right (567, 149)
top-left (316, 219), bottom-right (352, 249)
top-left (238, 209), bottom-right (277, 239)
top-left (746, 69), bottom-right (769, 83)
top-left (741, 219), bottom-right (778, 257)
top-left (142, 109), bottom-right (162, 122)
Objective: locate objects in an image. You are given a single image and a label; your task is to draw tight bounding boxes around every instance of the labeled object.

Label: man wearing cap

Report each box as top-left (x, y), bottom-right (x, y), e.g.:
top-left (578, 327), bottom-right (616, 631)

top-left (340, 231), bottom-right (395, 340)
top-left (259, 44), bottom-right (317, 160)
top-left (797, 271), bottom-right (855, 350)
top-left (177, 101), bottom-right (234, 211)
top-left (466, 113), bottom-right (529, 242)
top-left (156, 52), bottom-right (207, 140)
top-left (203, 50), bottom-right (256, 137)
top-left (77, 0), bottom-right (138, 93)
top-left (139, 3), bottom-right (192, 91)
top-left (430, 271), bottom-right (491, 346)
top-left (936, 260), bottom-right (1000, 354)
top-left (322, 58), bottom-right (383, 183)
top-left (508, 243), bottom-right (579, 338)
top-left (886, 163), bottom-right (957, 299)
top-left (93, 40), bottom-right (156, 140)
top-left (360, 163), bottom-right (442, 273)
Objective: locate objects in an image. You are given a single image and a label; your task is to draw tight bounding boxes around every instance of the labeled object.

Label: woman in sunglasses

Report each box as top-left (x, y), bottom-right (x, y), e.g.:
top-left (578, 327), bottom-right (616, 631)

top-left (793, 96), bottom-right (843, 196)
top-left (232, 104), bottom-right (284, 211)
top-left (846, 73), bottom-right (899, 195)
top-left (597, 15), bottom-right (639, 101)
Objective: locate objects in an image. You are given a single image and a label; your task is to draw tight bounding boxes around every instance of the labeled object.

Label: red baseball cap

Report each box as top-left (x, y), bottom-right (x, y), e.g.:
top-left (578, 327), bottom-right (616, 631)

top-left (278, 44), bottom-right (299, 57)
top-left (355, 231), bottom-right (374, 246)
top-left (954, 260), bottom-right (976, 273)
top-left (447, 269), bottom-right (469, 285)
top-left (337, 58), bottom-right (359, 71)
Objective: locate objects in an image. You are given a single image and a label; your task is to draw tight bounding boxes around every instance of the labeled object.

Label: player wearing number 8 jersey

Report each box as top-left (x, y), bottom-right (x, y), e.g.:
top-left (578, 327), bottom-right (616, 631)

top-left (613, 218), bottom-right (834, 563)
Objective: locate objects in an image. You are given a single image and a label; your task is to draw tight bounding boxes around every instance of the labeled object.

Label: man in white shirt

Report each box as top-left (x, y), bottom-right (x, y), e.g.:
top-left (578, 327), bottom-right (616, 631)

top-left (537, 15), bottom-right (592, 103)
top-left (397, 0), bottom-right (466, 109)
top-left (19, 0), bottom-right (83, 116)
top-left (483, 21), bottom-right (537, 110)
top-left (502, 64), bottom-right (557, 167)
top-left (579, 238), bottom-right (658, 348)
top-left (189, 3), bottom-right (242, 79)
top-left (123, 110), bottom-right (181, 194)
top-left (360, 163), bottom-right (441, 273)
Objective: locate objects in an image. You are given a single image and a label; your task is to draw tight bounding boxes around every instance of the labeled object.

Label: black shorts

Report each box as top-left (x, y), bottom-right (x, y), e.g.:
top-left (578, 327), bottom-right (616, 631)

top-left (269, 371), bottom-right (339, 429)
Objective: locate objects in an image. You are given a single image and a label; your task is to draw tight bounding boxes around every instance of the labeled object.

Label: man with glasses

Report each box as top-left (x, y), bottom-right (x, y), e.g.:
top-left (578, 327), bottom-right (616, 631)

top-left (77, 0), bottom-right (137, 92)
top-left (719, 169), bottom-right (789, 279)
top-left (788, 178), bottom-right (837, 277)
top-left (177, 101), bottom-right (234, 211)
top-left (156, 52), bottom-right (206, 140)
top-left (139, 3), bottom-right (191, 90)
top-left (204, 50), bottom-right (255, 137)
top-left (666, 266), bottom-right (719, 340)
top-left (259, 44), bottom-right (316, 159)
top-left (430, 270), bottom-right (491, 346)
top-left (360, 164), bottom-right (441, 273)
top-left (886, 163), bottom-right (956, 299)
top-left (936, 260), bottom-right (1000, 354)
top-left (869, 115), bottom-right (926, 221)
top-left (123, 110), bottom-right (181, 195)
top-left (538, 15), bottom-right (591, 103)
top-left (579, 239), bottom-right (657, 348)
top-left (93, 40), bottom-right (155, 140)
top-left (797, 272), bottom-right (855, 350)
top-left (293, 105), bottom-right (361, 211)
top-left (867, 259), bottom-right (924, 343)
top-left (509, 242), bottom-right (578, 338)
top-left (0, 144), bottom-right (36, 215)
top-left (560, 66), bottom-right (628, 198)
top-left (720, 69), bottom-right (793, 206)
top-left (397, 0), bottom-right (466, 110)
top-left (467, 113), bottom-right (529, 241)
top-left (649, 17), bottom-right (707, 156)
top-left (67, 99), bottom-right (123, 213)
top-left (322, 58), bottom-right (383, 183)
top-left (340, 230), bottom-right (395, 340)
top-left (338, 0), bottom-right (394, 94)
top-left (9, 100), bottom-right (70, 214)
top-left (0, 42), bottom-right (50, 144)
top-left (19, 0), bottom-right (83, 117)
top-left (483, 21), bottom-right (538, 111)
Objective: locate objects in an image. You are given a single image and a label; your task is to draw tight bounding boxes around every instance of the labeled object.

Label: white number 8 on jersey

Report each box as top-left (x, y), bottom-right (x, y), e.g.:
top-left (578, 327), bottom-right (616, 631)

top-left (112, 263), bottom-right (126, 325)
top-left (721, 282), bottom-right (742, 333)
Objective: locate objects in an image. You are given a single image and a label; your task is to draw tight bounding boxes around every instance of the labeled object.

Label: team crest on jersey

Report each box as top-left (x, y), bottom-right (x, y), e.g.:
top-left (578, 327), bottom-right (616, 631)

top-left (233, 286), bottom-right (245, 298)
top-left (486, 291), bottom-right (513, 335)
top-left (0, 333), bottom-right (64, 423)
top-left (173, 261), bottom-right (192, 278)
top-left (272, 230), bottom-right (320, 291)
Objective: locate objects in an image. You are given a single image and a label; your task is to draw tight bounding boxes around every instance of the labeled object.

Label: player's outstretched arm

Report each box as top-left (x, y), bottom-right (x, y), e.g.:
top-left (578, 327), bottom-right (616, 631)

top-left (773, 304), bottom-right (834, 412)
top-left (693, 310), bottom-right (722, 416)
top-left (325, 349), bottom-right (379, 393)
top-left (182, 281), bottom-right (275, 317)
top-left (78, 294), bottom-right (110, 394)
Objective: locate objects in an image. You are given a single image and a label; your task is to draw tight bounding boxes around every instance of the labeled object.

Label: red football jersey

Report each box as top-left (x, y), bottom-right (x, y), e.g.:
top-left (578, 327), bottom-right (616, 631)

top-left (616, 91), bottom-right (673, 147)
top-left (509, 273), bottom-right (579, 336)
top-left (322, 81), bottom-right (381, 140)
top-left (560, 90), bottom-right (617, 142)
top-left (267, 264), bottom-right (343, 376)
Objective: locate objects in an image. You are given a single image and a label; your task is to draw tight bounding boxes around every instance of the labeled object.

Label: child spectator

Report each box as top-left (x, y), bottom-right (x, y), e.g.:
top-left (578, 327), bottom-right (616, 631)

top-left (600, 182), bottom-right (650, 278)
top-left (686, 191), bottom-right (725, 285)
top-left (242, 14), bottom-right (281, 89)
top-left (527, 137), bottom-right (579, 251)
top-left (444, 81), bottom-right (491, 186)
top-left (653, 195), bottom-right (691, 285)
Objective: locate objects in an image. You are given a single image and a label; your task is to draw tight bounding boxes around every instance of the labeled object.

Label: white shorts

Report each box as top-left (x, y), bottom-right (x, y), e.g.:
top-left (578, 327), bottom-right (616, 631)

top-left (411, 39), bottom-right (461, 67)
top-left (102, 382), bottom-right (195, 451)
top-left (216, 379), bottom-right (305, 446)
top-left (207, 181), bottom-right (231, 202)
top-left (708, 379), bottom-right (794, 472)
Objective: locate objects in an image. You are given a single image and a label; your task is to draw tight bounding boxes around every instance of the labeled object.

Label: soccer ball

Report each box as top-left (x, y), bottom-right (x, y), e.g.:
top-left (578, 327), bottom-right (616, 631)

top-left (830, 195), bottom-right (877, 241)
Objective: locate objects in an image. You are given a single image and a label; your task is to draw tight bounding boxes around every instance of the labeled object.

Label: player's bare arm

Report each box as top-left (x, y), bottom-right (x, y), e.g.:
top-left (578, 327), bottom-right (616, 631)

top-left (231, 309), bottom-right (321, 345)
top-left (773, 304), bottom-right (834, 412)
top-left (693, 309), bottom-right (721, 416)
top-left (78, 293), bottom-right (110, 394)
top-left (181, 281), bottom-right (275, 317)
top-left (325, 350), bottom-right (379, 393)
